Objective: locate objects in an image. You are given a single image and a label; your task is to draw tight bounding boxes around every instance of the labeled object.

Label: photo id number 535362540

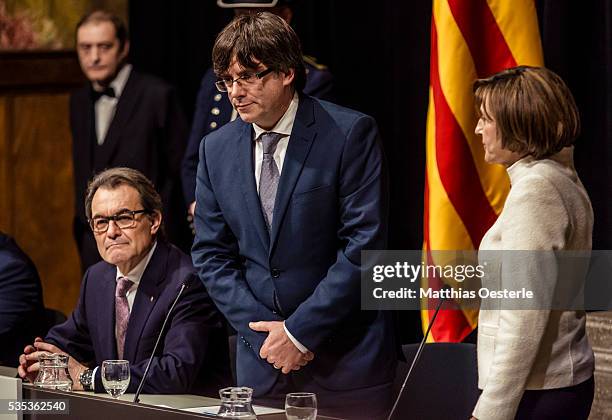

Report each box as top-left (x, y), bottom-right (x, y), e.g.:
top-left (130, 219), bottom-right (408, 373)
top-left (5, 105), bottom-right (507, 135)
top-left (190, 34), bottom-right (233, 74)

top-left (2, 399), bottom-right (69, 414)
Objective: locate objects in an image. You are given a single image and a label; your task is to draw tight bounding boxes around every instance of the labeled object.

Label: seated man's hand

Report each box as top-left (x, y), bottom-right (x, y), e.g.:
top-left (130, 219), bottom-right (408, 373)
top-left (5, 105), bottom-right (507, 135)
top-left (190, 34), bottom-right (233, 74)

top-left (249, 321), bottom-right (314, 374)
top-left (18, 337), bottom-right (44, 383)
top-left (19, 340), bottom-right (89, 391)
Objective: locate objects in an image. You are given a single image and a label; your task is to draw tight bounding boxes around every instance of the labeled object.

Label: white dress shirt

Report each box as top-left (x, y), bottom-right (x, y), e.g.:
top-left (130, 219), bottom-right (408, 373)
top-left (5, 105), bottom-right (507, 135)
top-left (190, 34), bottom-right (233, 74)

top-left (94, 64), bottom-right (132, 145)
top-left (251, 92), bottom-right (309, 354)
top-left (115, 240), bottom-right (157, 313)
top-left (252, 91), bottom-right (298, 191)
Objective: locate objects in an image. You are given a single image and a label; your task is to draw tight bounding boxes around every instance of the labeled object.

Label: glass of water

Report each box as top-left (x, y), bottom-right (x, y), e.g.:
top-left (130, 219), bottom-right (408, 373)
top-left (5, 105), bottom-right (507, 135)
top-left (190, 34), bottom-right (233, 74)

top-left (101, 360), bottom-right (130, 398)
top-left (285, 392), bottom-right (317, 420)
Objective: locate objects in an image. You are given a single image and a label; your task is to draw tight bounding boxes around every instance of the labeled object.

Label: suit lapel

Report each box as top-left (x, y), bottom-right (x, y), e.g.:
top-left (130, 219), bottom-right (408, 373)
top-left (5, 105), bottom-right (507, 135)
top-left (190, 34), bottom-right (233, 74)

top-left (238, 123), bottom-right (271, 251)
top-left (99, 265), bottom-right (118, 359)
top-left (269, 97), bottom-right (316, 250)
top-left (122, 243), bottom-right (166, 362)
top-left (97, 70), bottom-right (141, 166)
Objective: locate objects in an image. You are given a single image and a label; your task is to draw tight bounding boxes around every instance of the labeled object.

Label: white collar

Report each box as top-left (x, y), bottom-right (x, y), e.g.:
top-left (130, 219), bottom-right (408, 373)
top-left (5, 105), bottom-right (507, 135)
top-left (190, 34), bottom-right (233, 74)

top-left (115, 240), bottom-right (157, 287)
top-left (253, 91), bottom-right (299, 140)
top-left (108, 63), bottom-right (132, 99)
top-left (507, 146), bottom-right (576, 184)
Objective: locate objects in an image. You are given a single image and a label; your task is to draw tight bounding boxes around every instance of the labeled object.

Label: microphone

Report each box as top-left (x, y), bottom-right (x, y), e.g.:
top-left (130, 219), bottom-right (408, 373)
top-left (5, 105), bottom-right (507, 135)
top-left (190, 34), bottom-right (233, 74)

top-left (133, 279), bottom-right (191, 403)
top-left (386, 286), bottom-right (450, 420)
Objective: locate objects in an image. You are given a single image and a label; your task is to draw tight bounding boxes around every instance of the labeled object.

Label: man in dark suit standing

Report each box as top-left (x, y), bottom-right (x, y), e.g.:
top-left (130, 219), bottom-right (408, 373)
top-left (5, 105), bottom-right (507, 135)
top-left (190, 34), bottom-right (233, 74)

top-left (71, 11), bottom-right (189, 271)
top-left (0, 233), bottom-right (46, 366)
top-left (19, 168), bottom-right (229, 395)
top-left (181, 0), bottom-right (334, 219)
top-left (191, 13), bottom-right (396, 419)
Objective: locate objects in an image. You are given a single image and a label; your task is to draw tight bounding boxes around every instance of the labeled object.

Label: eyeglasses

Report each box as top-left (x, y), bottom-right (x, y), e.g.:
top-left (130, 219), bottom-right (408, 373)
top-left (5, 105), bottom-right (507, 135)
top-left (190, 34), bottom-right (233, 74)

top-left (89, 209), bottom-right (149, 233)
top-left (215, 68), bottom-right (274, 92)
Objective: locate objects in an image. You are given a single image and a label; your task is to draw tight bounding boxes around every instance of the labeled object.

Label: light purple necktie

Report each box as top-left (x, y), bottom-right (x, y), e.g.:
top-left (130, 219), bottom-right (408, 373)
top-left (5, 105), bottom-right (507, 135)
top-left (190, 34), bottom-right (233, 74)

top-left (115, 277), bottom-right (134, 359)
top-left (258, 132), bottom-right (284, 230)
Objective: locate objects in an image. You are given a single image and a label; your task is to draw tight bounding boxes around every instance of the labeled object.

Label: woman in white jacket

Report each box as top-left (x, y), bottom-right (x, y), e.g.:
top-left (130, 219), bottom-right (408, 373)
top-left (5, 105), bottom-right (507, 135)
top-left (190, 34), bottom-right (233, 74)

top-left (471, 66), bottom-right (594, 420)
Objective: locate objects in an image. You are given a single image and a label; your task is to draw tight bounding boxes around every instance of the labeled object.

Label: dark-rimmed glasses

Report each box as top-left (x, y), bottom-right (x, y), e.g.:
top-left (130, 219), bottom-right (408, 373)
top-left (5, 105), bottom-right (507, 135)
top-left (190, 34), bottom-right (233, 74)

top-left (215, 68), bottom-right (274, 92)
top-left (89, 209), bottom-right (149, 234)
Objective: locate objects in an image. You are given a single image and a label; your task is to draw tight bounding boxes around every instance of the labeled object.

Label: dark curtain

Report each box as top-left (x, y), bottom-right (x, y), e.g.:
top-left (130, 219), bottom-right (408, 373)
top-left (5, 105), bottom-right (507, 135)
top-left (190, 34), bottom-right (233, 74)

top-left (129, 0), bottom-right (612, 342)
top-left (128, 0), bottom-right (233, 127)
top-left (536, 0), bottom-right (612, 250)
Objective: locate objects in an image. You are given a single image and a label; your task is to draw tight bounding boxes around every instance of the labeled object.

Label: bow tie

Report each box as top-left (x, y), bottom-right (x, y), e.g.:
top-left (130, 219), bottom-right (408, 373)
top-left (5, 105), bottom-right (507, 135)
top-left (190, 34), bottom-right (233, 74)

top-left (92, 87), bottom-right (116, 101)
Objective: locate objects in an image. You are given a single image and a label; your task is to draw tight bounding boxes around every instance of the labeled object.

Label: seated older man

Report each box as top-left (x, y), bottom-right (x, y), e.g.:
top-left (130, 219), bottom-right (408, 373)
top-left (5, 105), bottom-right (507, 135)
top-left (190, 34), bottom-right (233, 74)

top-left (18, 167), bottom-right (229, 394)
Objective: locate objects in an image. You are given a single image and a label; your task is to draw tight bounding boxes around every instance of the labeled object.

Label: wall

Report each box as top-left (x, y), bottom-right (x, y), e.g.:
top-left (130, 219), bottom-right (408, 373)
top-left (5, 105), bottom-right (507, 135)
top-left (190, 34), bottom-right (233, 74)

top-left (0, 51), bottom-right (84, 315)
top-left (588, 312), bottom-right (612, 419)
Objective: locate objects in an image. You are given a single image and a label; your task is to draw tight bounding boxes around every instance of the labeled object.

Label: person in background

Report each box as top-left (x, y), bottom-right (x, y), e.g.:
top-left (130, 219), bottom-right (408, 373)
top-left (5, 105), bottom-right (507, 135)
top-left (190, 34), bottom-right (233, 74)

top-left (181, 0), bottom-right (334, 219)
top-left (0, 232), bottom-right (46, 366)
top-left (472, 66), bottom-right (594, 420)
top-left (71, 10), bottom-right (190, 271)
top-left (191, 13), bottom-right (395, 419)
top-left (18, 168), bottom-right (229, 395)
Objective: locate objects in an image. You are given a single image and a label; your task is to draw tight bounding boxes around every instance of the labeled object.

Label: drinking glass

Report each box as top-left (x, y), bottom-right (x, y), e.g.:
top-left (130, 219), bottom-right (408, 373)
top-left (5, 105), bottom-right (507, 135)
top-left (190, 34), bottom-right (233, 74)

top-left (285, 392), bottom-right (317, 420)
top-left (101, 360), bottom-right (130, 398)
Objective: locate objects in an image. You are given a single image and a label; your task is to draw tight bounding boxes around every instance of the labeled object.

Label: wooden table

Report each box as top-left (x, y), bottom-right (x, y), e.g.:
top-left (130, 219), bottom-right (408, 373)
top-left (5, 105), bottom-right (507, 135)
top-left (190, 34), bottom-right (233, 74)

top-left (22, 385), bottom-right (338, 419)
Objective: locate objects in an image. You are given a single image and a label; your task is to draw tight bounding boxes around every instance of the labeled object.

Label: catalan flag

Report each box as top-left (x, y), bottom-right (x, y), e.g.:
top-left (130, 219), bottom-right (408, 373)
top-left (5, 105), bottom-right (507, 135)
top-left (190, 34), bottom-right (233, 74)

top-left (422, 0), bottom-right (544, 342)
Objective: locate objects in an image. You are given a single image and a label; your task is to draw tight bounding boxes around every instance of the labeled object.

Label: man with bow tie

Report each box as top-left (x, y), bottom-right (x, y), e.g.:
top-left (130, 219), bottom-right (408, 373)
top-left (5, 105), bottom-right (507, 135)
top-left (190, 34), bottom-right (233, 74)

top-left (70, 10), bottom-right (190, 272)
top-left (18, 168), bottom-right (229, 395)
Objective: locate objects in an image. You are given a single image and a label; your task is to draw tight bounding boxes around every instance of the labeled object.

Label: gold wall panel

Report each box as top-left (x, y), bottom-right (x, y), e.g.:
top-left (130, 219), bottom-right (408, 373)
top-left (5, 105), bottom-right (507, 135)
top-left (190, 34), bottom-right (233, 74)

top-left (0, 51), bottom-right (83, 317)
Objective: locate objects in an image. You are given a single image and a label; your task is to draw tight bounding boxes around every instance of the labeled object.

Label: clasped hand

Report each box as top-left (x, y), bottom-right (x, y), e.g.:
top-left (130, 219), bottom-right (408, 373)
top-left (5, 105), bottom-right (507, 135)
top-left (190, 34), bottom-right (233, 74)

top-left (17, 337), bottom-right (89, 391)
top-left (249, 321), bottom-right (314, 374)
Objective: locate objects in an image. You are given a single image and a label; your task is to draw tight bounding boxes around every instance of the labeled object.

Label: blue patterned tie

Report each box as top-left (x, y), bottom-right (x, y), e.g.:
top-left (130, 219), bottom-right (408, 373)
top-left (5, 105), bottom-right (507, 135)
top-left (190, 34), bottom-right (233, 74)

top-left (259, 132), bottom-right (284, 230)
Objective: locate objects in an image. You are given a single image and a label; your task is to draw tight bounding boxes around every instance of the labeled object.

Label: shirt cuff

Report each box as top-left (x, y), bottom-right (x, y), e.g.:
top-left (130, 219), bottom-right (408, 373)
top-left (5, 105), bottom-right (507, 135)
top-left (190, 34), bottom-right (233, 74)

top-left (283, 321), bottom-right (309, 353)
top-left (91, 366), bottom-right (99, 391)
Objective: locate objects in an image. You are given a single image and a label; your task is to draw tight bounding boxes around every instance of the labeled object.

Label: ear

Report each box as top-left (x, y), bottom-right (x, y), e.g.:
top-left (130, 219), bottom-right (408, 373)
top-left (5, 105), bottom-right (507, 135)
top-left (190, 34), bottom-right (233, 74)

top-left (149, 210), bottom-right (162, 235)
top-left (119, 40), bottom-right (130, 60)
top-left (282, 68), bottom-right (295, 87)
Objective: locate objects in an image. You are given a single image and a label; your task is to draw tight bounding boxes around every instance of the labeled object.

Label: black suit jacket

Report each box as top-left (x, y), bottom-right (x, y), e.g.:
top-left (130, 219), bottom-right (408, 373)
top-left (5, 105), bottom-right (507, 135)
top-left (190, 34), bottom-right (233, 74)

top-left (0, 233), bottom-right (46, 366)
top-left (70, 68), bottom-right (189, 269)
top-left (46, 241), bottom-right (230, 395)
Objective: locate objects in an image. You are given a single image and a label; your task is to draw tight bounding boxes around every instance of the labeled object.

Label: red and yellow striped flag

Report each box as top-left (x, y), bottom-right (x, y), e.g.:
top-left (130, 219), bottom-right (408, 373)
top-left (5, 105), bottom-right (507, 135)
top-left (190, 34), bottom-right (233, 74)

top-left (422, 0), bottom-right (543, 342)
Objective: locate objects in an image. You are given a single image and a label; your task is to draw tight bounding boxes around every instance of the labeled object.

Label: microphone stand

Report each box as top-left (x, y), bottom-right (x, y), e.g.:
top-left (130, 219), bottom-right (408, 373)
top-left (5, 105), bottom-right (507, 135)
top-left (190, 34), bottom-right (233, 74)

top-left (386, 292), bottom-right (447, 420)
top-left (133, 282), bottom-right (188, 403)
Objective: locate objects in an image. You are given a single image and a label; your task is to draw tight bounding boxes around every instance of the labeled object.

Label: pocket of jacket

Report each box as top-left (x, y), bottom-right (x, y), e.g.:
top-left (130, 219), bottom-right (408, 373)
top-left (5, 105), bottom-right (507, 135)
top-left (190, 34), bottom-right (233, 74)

top-left (292, 185), bottom-right (334, 204)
